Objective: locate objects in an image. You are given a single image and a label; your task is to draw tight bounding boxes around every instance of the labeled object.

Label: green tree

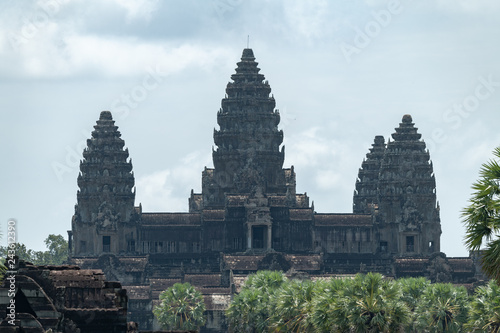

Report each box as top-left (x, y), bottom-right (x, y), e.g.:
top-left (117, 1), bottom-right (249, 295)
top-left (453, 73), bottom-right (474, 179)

top-left (0, 234), bottom-right (68, 265)
top-left (310, 277), bottom-right (350, 332)
top-left (396, 277), bottom-right (431, 331)
top-left (415, 283), bottom-right (469, 332)
top-left (226, 270), bottom-right (287, 332)
top-left (43, 234), bottom-right (68, 265)
top-left (0, 243), bottom-right (36, 262)
top-left (466, 280), bottom-right (500, 332)
top-left (462, 146), bottom-right (500, 284)
top-left (342, 272), bottom-right (410, 332)
top-left (311, 273), bottom-right (410, 332)
top-left (268, 279), bottom-right (319, 332)
top-left (153, 282), bottom-right (206, 331)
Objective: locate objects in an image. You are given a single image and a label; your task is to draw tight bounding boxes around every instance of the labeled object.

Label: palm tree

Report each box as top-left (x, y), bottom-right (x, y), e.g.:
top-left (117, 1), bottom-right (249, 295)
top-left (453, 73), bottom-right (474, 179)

top-left (343, 273), bottom-right (410, 332)
top-left (396, 277), bottom-right (430, 331)
top-left (311, 273), bottom-right (410, 332)
top-left (226, 287), bottom-right (268, 333)
top-left (310, 277), bottom-right (350, 332)
top-left (226, 270), bottom-right (287, 332)
top-left (462, 146), bottom-right (500, 284)
top-left (415, 282), bottom-right (469, 332)
top-left (268, 279), bottom-right (318, 332)
top-left (466, 280), bottom-right (500, 332)
top-left (153, 282), bottom-right (206, 331)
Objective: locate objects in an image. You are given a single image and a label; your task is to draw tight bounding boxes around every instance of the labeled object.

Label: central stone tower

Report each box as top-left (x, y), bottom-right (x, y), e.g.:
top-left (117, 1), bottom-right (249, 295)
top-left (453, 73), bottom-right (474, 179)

top-left (189, 49), bottom-right (309, 252)
top-left (190, 48), bottom-right (298, 211)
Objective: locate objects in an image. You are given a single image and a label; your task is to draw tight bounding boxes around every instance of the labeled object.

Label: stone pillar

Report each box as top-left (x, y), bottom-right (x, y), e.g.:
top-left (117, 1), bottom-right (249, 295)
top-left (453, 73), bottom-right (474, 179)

top-left (267, 225), bottom-right (272, 250)
top-left (247, 224), bottom-right (252, 249)
top-left (67, 230), bottom-right (73, 258)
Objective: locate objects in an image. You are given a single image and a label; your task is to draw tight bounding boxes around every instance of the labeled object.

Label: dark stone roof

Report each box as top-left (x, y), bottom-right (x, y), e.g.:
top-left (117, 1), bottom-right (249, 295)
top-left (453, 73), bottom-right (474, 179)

top-left (394, 258), bottom-right (428, 273)
top-left (184, 274), bottom-right (222, 287)
top-left (141, 213), bottom-right (201, 226)
top-left (222, 254), bottom-right (321, 271)
top-left (49, 269), bottom-right (107, 288)
top-left (223, 255), bottom-right (263, 270)
top-left (202, 209), bottom-right (225, 220)
top-left (315, 214), bottom-right (372, 226)
top-left (71, 256), bottom-right (148, 273)
top-left (448, 258), bottom-right (475, 272)
top-left (150, 278), bottom-right (182, 299)
top-left (268, 195), bottom-right (288, 206)
top-left (226, 195), bottom-right (247, 206)
top-left (124, 285), bottom-right (150, 300)
top-left (286, 255), bottom-right (321, 271)
top-left (289, 209), bottom-right (313, 221)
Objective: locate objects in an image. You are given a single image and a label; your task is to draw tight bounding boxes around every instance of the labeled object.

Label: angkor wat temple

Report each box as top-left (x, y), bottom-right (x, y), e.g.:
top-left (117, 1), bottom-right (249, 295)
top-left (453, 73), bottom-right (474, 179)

top-left (68, 49), bottom-right (482, 331)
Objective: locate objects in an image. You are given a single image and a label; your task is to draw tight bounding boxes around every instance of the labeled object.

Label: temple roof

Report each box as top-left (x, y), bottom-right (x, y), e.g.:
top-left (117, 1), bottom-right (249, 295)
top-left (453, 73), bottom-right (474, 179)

top-left (315, 214), bottom-right (373, 226)
top-left (141, 212), bottom-right (201, 226)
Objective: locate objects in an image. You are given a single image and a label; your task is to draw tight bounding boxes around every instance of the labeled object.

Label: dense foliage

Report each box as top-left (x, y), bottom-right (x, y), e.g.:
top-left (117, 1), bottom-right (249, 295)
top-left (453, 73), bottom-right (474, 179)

top-left (227, 271), bottom-right (500, 333)
top-left (0, 234), bottom-right (68, 265)
top-left (462, 146), bottom-right (500, 284)
top-left (153, 282), bottom-right (206, 331)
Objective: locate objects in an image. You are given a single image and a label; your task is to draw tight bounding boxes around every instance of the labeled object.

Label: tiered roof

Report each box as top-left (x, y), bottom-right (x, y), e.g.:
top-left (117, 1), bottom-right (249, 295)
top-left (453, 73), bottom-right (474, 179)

top-left (75, 111), bottom-right (135, 225)
top-left (353, 135), bottom-right (386, 214)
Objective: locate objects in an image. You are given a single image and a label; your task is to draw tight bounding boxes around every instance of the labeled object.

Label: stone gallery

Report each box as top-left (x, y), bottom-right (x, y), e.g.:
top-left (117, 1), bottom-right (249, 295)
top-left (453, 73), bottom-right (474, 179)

top-left (67, 49), bottom-right (480, 331)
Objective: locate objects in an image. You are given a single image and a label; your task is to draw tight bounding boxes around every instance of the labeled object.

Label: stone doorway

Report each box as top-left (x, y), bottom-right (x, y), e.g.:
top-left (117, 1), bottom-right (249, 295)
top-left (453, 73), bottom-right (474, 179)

top-left (252, 225), bottom-right (266, 249)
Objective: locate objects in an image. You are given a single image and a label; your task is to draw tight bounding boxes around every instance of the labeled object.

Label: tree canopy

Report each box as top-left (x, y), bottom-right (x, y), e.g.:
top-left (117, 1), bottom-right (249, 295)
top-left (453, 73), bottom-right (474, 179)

top-left (226, 271), bottom-right (500, 333)
top-left (0, 234), bottom-right (68, 265)
top-left (462, 146), bottom-right (500, 284)
top-left (153, 282), bottom-right (206, 331)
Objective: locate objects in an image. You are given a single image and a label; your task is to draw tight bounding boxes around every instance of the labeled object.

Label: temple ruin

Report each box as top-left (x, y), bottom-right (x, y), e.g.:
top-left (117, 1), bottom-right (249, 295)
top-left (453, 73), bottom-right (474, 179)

top-left (67, 48), bottom-right (480, 331)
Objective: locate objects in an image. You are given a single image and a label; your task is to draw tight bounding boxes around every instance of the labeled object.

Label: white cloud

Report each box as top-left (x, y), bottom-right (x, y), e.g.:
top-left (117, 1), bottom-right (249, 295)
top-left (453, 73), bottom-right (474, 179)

top-left (436, 0), bottom-right (500, 12)
top-left (110, 0), bottom-right (160, 22)
top-left (283, 0), bottom-right (329, 41)
top-left (136, 150), bottom-right (211, 212)
top-left (0, 31), bottom-right (234, 78)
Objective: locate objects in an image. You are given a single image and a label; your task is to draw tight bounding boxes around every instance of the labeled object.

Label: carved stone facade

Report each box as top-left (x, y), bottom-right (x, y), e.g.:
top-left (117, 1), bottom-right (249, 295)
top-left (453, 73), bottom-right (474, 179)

top-left (353, 115), bottom-right (442, 257)
top-left (71, 110), bottom-right (139, 257)
top-left (0, 261), bottom-right (128, 332)
top-left (68, 49), bottom-right (479, 331)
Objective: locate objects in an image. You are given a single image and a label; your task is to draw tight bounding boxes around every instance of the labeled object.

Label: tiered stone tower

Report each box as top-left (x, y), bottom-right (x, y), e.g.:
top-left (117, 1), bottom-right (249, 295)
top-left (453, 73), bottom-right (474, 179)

top-left (71, 111), bottom-right (138, 256)
top-left (188, 49), bottom-right (310, 252)
top-left (190, 48), bottom-right (297, 211)
top-left (378, 114), bottom-right (441, 255)
top-left (353, 135), bottom-right (386, 214)
top-left (354, 115), bottom-right (441, 256)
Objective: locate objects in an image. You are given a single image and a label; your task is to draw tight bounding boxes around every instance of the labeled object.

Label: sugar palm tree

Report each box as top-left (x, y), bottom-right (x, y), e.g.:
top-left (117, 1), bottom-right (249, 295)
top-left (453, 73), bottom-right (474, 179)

top-left (415, 282), bottom-right (469, 332)
top-left (226, 287), bottom-right (267, 333)
top-left (310, 277), bottom-right (350, 332)
top-left (153, 282), bottom-right (206, 331)
top-left (466, 280), bottom-right (500, 332)
top-left (226, 270), bottom-right (287, 332)
top-left (396, 277), bottom-right (430, 332)
top-left (462, 146), bottom-right (500, 284)
top-left (268, 279), bottom-right (319, 332)
top-left (343, 272), bottom-right (410, 332)
top-left (312, 273), bottom-right (410, 332)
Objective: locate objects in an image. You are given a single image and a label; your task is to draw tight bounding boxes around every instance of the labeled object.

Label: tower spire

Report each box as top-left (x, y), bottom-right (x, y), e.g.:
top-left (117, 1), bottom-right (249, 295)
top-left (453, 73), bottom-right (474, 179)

top-left (201, 48), bottom-right (289, 208)
top-left (72, 111), bottom-right (137, 256)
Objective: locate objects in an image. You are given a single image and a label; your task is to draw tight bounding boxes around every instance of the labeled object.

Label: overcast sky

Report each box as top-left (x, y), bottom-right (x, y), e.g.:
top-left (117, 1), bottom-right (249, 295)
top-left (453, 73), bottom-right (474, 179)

top-left (1, 0), bottom-right (500, 256)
